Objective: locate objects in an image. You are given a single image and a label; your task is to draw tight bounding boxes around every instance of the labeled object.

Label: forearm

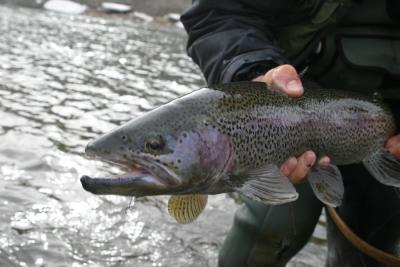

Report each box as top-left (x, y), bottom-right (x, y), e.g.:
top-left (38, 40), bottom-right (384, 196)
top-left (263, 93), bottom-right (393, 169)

top-left (181, 0), bottom-right (288, 84)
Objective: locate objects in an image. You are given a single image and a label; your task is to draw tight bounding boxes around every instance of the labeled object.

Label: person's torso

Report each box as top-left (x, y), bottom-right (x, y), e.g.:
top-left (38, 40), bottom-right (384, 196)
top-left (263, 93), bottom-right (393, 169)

top-left (276, 0), bottom-right (400, 94)
top-left (311, 0), bottom-right (400, 93)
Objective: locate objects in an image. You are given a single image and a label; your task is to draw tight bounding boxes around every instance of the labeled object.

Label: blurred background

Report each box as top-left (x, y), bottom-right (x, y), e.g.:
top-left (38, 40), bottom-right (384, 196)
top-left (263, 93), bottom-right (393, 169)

top-left (0, 1), bottom-right (327, 266)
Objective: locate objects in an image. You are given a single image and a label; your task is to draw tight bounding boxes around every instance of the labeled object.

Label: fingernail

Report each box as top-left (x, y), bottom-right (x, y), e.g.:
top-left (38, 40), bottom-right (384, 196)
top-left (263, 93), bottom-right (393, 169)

top-left (286, 80), bottom-right (303, 95)
top-left (319, 156), bottom-right (331, 165)
top-left (303, 151), bottom-right (316, 167)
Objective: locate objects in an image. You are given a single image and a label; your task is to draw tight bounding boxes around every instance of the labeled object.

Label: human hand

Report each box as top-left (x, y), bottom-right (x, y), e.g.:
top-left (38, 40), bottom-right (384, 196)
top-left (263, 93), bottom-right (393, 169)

top-left (253, 64), bottom-right (324, 183)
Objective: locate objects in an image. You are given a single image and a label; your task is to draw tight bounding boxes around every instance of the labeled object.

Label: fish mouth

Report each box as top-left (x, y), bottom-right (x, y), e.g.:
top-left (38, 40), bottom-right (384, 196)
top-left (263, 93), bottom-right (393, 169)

top-left (81, 155), bottom-right (182, 196)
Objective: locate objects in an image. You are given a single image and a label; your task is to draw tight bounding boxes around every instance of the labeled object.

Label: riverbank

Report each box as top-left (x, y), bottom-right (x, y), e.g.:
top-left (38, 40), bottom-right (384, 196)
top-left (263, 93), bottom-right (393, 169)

top-left (0, 0), bottom-right (190, 16)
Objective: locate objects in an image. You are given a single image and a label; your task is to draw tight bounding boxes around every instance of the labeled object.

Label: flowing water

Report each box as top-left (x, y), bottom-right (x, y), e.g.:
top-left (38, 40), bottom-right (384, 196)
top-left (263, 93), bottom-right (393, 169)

top-left (0, 5), bottom-right (326, 266)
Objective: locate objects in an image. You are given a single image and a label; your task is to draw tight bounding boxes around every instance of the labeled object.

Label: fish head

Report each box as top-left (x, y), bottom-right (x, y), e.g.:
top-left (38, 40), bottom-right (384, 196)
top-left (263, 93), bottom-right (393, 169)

top-left (81, 100), bottom-right (233, 197)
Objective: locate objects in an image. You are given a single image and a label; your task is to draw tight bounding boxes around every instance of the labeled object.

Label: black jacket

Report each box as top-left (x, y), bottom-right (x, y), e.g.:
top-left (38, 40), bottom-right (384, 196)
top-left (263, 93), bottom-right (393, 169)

top-left (182, 0), bottom-right (400, 87)
top-left (181, 0), bottom-right (325, 84)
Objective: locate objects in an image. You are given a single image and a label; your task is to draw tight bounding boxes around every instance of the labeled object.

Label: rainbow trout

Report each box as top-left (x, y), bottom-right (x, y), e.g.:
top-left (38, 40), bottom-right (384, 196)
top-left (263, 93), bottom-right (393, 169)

top-left (81, 82), bottom-right (400, 223)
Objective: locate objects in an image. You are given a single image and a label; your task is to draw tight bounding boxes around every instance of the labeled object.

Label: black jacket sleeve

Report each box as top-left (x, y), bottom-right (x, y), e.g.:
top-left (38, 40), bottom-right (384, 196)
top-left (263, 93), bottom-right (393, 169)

top-left (181, 0), bottom-right (321, 84)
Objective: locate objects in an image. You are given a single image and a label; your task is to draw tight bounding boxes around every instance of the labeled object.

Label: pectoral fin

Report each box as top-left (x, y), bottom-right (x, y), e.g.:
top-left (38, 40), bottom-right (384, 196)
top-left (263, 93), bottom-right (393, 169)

top-left (363, 149), bottom-right (400, 187)
top-left (235, 164), bottom-right (298, 205)
top-left (308, 164), bottom-right (344, 207)
top-left (167, 194), bottom-right (208, 224)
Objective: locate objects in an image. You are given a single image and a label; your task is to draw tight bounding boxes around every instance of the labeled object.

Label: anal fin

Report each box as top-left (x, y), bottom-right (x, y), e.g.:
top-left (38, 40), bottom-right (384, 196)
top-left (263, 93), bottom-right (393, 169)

top-left (307, 163), bottom-right (344, 207)
top-left (168, 194), bottom-right (208, 224)
top-left (363, 149), bottom-right (400, 187)
top-left (234, 164), bottom-right (298, 205)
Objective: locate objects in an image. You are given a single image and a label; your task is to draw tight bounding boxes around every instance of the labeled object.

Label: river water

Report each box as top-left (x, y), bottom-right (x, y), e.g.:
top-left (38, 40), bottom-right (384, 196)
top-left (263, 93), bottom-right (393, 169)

top-left (0, 5), bottom-right (326, 267)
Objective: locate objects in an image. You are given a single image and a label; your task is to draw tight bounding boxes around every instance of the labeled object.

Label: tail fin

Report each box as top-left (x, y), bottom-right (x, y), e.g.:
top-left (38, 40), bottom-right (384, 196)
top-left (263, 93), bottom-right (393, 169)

top-left (363, 149), bottom-right (400, 187)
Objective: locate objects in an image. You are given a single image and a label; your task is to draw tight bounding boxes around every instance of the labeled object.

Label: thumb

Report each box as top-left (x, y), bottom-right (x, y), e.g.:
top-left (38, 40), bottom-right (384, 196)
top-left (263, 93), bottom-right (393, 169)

top-left (254, 64), bottom-right (304, 97)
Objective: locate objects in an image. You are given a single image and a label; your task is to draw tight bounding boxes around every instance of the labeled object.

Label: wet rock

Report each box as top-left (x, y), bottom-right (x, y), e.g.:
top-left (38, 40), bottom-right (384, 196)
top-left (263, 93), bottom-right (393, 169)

top-left (44, 0), bottom-right (87, 14)
top-left (101, 2), bottom-right (132, 13)
top-left (166, 13), bottom-right (184, 28)
top-left (166, 13), bottom-right (180, 22)
top-left (11, 218), bottom-right (34, 233)
top-left (133, 11), bottom-right (153, 22)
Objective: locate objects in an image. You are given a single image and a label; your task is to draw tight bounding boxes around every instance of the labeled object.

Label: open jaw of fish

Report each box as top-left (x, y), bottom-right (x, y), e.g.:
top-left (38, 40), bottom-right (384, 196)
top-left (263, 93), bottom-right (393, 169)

top-left (81, 145), bottom-right (182, 197)
top-left (80, 134), bottom-right (213, 224)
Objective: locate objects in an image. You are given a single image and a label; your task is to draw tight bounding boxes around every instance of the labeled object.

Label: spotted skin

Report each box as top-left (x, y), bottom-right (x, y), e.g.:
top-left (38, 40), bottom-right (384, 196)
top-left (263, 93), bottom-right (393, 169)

top-left (204, 82), bottom-right (395, 175)
top-left (82, 81), bottom-right (395, 196)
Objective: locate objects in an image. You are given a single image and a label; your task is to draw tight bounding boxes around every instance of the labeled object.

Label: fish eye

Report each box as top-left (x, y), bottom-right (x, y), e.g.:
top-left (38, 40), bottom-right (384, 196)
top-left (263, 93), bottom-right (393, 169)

top-left (145, 136), bottom-right (165, 154)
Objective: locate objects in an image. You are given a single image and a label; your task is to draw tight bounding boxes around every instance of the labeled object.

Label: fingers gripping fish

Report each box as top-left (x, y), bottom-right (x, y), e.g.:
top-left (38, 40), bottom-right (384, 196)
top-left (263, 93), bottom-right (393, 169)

top-left (80, 82), bottom-right (399, 223)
